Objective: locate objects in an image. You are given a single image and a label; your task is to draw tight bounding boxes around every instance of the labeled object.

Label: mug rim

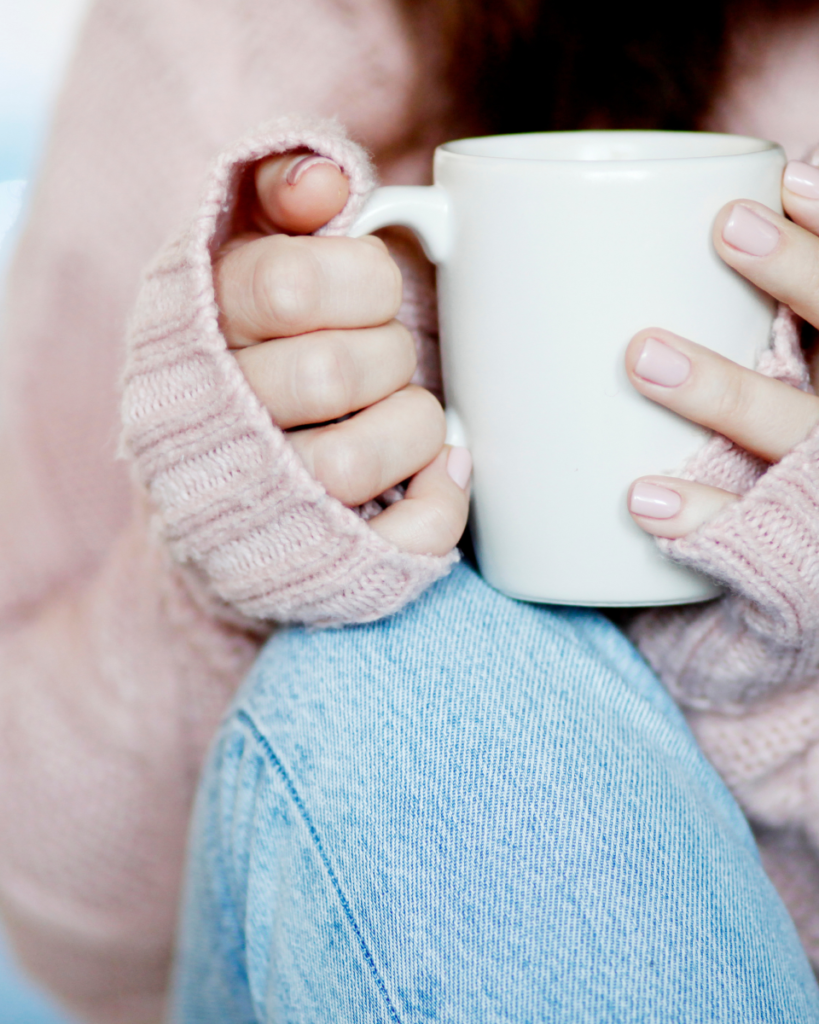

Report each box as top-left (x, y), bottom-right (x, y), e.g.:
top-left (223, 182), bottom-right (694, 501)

top-left (439, 129), bottom-right (783, 166)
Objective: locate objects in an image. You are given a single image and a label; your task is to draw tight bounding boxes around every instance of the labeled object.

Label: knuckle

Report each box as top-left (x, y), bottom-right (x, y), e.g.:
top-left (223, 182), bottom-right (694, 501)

top-left (777, 231), bottom-right (819, 320)
top-left (392, 320), bottom-right (418, 376)
top-left (803, 255), bottom-right (819, 308)
top-left (385, 255), bottom-right (404, 313)
top-left (408, 494), bottom-right (466, 555)
top-left (254, 239), bottom-right (322, 333)
top-left (358, 234), bottom-right (389, 253)
top-left (293, 337), bottom-right (354, 421)
top-left (358, 241), bottom-right (402, 316)
top-left (427, 499), bottom-right (465, 552)
top-left (404, 386), bottom-right (446, 441)
top-left (712, 366), bottom-right (754, 426)
top-left (312, 428), bottom-right (378, 503)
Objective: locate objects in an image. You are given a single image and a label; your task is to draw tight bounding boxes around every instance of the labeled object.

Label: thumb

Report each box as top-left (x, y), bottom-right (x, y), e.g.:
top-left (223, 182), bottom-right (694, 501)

top-left (254, 152), bottom-right (350, 235)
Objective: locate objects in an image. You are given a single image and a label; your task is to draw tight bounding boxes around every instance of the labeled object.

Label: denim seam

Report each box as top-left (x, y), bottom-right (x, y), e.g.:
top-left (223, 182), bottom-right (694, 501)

top-left (217, 728), bottom-right (256, 1008)
top-left (236, 709), bottom-right (404, 1024)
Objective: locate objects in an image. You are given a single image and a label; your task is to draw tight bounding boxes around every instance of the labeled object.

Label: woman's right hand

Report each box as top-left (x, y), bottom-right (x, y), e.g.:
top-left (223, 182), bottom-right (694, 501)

top-left (213, 152), bottom-right (471, 557)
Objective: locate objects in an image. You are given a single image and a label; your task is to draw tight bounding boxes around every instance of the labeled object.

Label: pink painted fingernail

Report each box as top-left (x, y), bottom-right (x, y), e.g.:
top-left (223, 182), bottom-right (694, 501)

top-left (285, 154), bottom-right (342, 186)
top-left (447, 446), bottom-right (472, 490)
top-left (629, 482), bottom-right (682, 519)
top-left (784, 160), bottom-right (819, 200)
top-left (722, 205), bottom-right (780, 256)
top-left (634, 338), bottom-right (691, 387)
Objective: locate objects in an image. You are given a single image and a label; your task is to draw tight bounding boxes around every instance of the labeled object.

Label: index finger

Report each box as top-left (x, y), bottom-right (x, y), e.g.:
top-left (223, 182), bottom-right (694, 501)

top-left (713, 200), bottom-right (819, 330)
top-left (215, 233), bottom-right (401, 345)
top-left (625, 328), bottom-right (819, 463)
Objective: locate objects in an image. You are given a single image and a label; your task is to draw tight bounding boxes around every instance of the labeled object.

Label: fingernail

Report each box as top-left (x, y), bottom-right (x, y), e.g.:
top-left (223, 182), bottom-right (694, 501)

top-left (447, 446), bottom-right (472, 490)
top-left (629, 482), bottom-right (682, 519)
top-left (722, 204), bottom-right (780, 256)
top-left (784, 160), bottom-right (819, 200)
top-left (285, 154), bottom-right (342, 186)
top-left (634, 337), bottom-right (691, 387)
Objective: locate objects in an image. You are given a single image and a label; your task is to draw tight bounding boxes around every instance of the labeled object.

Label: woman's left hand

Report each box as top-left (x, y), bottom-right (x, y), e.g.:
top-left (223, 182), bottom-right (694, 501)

top-left (627, 160), bottom-right (819, 538)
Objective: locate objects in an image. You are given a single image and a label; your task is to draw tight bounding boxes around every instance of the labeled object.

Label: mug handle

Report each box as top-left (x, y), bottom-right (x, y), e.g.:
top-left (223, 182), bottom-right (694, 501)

top-left (348, 186), bottom-right (467, 446)
top-left (348, 185), bottom-right (451, 263)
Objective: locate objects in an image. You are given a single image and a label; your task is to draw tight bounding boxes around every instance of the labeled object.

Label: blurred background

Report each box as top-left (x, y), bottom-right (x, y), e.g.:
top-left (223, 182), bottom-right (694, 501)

top-left (1, 2), bottom-right (91, 1017)
top-left (0, 0), bottom-right (91, 275)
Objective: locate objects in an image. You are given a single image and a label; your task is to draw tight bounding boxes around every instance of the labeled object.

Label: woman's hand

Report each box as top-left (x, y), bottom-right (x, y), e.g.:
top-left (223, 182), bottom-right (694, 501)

top-left (627, 161), bottom-right (819, 539)
top-left (213, 153), bottom-right (471, 557)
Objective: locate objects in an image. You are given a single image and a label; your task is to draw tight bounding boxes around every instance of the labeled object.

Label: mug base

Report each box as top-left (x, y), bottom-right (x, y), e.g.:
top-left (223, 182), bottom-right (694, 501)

top-left (490, 585), bottom-right (723, 609)
top-left (482, 574), bottom-right (723, 609)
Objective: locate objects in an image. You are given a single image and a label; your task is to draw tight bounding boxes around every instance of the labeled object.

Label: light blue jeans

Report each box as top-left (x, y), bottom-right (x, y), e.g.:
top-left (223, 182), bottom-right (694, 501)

top-left (172, 562), bottom-right (819, 1023)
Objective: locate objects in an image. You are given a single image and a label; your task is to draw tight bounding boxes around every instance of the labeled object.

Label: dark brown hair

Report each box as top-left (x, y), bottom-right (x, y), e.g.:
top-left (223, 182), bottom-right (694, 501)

top-left (405, 0), bottom-right (817, 136)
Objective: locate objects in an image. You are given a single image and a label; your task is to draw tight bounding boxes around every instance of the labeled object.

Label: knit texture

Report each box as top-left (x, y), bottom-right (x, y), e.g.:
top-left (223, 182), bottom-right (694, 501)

top-left (6, 0), bottom-right (819, 1013)
top-left (120, 116), bottom-right (456, 629)
top-left (0, 2), bottom-right (455, 1021)
top-left (626, 302), bottom-right (819, 967)
top-left (628, 305), bottom-right (819, 710)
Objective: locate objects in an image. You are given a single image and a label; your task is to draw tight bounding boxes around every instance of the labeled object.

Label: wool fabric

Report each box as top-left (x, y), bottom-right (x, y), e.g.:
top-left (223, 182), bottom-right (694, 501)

top-left (4, 0), bottom-right (819, 1019)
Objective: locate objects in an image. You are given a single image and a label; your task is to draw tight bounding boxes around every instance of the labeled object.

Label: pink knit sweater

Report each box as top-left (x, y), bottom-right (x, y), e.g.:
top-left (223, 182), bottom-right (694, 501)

top-left (3, 0), bottom-right (819, 1020)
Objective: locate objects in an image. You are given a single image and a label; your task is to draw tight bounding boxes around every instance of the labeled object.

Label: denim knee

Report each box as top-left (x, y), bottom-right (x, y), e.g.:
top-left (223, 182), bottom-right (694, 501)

top-left (174, 563), bottom-right (819, 1023)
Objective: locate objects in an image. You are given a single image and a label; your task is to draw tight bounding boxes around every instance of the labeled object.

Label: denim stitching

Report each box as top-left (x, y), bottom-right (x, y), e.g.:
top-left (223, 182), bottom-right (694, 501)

top-left (236, 709), bottom-right (403, 1024)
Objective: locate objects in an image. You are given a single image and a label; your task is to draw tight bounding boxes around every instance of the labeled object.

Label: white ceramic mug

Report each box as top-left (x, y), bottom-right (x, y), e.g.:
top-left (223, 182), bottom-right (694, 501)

top-left (350, 131), bottom-right (786, 606)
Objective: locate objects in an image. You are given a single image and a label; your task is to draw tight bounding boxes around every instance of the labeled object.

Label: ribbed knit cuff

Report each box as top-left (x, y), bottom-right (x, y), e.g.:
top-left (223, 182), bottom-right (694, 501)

top-left (627, 305), bottom-right (819, 709)
top-left (120, 115), bottom-right (456, 627)
top-left (656, 304), bottom-right (819, 647)
top-left (659, 416), bottom-right (819, 649)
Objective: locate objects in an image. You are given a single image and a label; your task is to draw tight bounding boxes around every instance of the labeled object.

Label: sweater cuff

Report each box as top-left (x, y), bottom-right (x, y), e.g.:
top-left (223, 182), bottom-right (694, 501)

top-left (120, 114), bottom-right (456, 627)
top-left (658, 418), bottom-right (819, 651)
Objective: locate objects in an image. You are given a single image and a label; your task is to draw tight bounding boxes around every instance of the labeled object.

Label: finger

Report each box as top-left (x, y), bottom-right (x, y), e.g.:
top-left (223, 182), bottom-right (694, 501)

top-left (215, 233), bottom-right (401, 346)
top-left (254, 152), bottom-right (350, 235)
top-left (626, 329), bottom-right (819, 462)
top-left (713, 199), bottom-right (819, 328)
top-left (782, 160), bottom-right (819, 237)
top-left (628, 476), bottom-right (739, 539)
top-left (288, 384), bottom-right (446, 506)
top-left (369, 446), bottom-right (472, 556)
top-left (233, 320), bottom-right (417, 429)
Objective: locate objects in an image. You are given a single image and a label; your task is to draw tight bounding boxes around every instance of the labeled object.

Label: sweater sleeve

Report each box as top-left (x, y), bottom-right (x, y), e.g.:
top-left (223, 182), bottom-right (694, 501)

top-left (0, 115), bottom-right (452, 1024)
top-left (628, 306), bottom-right (819, 712)
top-left (120, 114), bottom-right (457, 629)
top-left (681, 679), bottom-right (819, 967)
top-left (0, 500), bottom-right (260, 1024)
top-left (626, 308), bottom-right (819, 964)
top-left (0, 0), bottom-right (454, 1013)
